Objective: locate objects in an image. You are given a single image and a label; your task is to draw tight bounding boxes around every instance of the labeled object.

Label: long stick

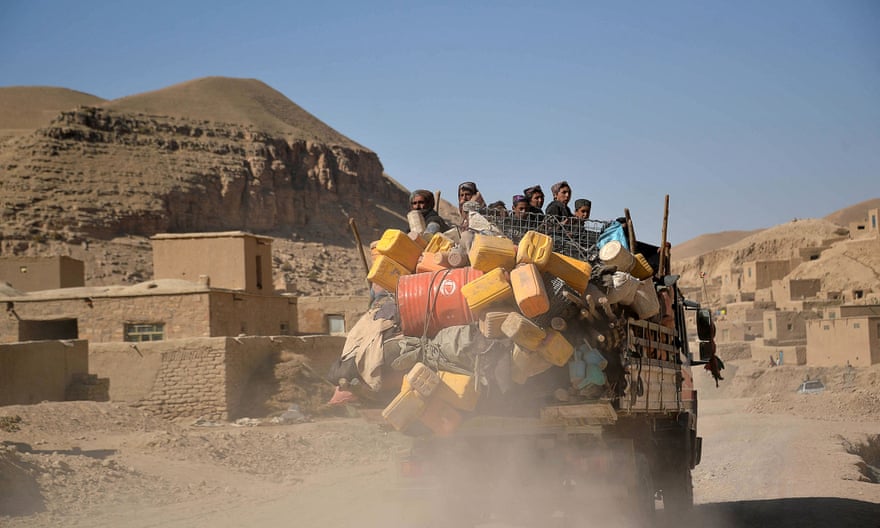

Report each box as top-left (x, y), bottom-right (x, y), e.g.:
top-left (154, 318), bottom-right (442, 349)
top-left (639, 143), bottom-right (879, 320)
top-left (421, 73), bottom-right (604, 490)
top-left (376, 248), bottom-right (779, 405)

top-left (624, 208), bottom-right (636, 251)
top-left (434, 189), bottom-right (441, 212)
top-left (348, 218), bottom-right (371, 286)
top-left (660, 195), bottom-right (670, 276)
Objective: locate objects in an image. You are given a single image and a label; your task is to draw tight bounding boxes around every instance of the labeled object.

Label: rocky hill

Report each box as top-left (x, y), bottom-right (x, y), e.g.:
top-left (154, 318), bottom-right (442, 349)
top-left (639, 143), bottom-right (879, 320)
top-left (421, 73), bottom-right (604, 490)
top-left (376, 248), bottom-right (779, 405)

top-left (1, 79), bottom-right (876, 298)
top-left (0, 78), bottom-right (411, 294)
top-left (0, 86), bottom-right (105, 141)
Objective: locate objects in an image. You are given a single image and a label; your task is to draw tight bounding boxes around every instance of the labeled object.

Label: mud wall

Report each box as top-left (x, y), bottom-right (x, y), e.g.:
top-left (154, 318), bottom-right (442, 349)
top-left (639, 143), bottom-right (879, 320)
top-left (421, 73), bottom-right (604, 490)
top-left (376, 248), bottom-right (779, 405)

top-left (89, 335), bottom-right (345, 420)
top-left (0, 340), bottom-right (88, 405)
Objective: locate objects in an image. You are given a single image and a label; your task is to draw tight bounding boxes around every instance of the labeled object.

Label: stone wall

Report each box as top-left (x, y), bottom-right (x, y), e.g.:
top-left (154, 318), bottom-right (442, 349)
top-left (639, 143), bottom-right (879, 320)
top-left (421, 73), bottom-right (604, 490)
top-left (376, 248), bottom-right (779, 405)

top-left (0, 293), bottom-right (212, 344)
top-left (0, 340), bottom-right (88, 405)
top-left (294, 296), bottom-right (371, 335)
top-left (90, 335), bottom-right (345, 420)
top-left (0, 290), bottom-right (299, 344)
top-left (137, 340), bottom-right (231, 419)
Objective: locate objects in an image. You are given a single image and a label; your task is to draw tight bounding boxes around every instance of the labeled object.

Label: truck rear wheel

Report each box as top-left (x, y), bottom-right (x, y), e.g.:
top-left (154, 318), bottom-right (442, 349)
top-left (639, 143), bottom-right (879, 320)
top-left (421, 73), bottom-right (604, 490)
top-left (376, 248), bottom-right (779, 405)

top-left (661, 465), bottom-right (693, 518)
top-left (632, 453), bottom-right (656, 525)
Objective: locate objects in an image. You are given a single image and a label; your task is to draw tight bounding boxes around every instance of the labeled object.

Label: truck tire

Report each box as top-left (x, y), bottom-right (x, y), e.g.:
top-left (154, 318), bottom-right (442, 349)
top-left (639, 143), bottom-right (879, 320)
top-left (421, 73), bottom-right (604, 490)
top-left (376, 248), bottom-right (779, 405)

top-left (661, 466), bottom-right (693, 518)
top-left (632, 453), bottom-right (656, 525)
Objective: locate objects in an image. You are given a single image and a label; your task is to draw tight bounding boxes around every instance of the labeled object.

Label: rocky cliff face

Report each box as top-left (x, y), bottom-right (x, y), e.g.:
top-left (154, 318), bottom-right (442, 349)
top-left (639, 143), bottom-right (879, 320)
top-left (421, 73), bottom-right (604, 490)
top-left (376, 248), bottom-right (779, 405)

top-left (0, 96), bottom-right (411, 295)
top-left (0, 107), bottom-right (407, 243)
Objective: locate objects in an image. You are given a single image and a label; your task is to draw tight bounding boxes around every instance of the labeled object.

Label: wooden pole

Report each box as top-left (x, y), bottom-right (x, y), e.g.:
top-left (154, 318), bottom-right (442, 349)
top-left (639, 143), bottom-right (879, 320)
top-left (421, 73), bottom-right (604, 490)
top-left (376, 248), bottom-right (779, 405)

top-left (434, 189), bottom-right (441, 212)
top-left (624, 208), bottom-right (636, 251)
top-left (660, 194), bottom-right (669, 276)
top-left (348, 218), bottom-right (371, 288)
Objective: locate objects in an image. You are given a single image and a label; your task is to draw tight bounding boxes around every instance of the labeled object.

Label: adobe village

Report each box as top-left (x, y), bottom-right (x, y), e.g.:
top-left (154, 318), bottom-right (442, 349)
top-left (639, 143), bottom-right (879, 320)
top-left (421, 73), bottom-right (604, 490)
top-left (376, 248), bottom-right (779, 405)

top-left (1, 78), bottom-right (879, 527)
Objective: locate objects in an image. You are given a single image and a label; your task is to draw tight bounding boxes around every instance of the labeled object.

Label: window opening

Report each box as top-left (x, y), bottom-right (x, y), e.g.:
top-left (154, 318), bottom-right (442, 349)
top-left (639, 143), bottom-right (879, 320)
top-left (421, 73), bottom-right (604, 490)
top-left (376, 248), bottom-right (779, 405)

top-left (327, 314), bottom-right (346, 335)
top-left (124, 323), bottom-right (165, 342)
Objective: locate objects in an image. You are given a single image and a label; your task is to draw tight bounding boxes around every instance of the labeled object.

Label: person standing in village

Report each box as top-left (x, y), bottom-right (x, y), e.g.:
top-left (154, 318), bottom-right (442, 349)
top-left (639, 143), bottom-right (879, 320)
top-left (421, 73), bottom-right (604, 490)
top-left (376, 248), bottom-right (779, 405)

top-left (544, 181), bottom-right (574, 222)
top-left (409, 189), bottom-right (450, 234)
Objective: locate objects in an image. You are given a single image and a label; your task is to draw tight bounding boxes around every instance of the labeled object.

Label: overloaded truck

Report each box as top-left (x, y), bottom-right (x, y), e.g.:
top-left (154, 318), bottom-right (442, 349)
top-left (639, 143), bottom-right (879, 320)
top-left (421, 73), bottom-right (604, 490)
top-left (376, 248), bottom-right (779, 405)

top-left (337, 203), bottom-right (722, 526)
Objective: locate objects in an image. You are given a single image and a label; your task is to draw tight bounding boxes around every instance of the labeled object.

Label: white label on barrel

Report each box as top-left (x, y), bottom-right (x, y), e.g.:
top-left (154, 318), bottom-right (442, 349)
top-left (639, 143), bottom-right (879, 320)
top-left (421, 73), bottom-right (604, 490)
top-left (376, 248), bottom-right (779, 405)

top-left (439, 279), bottom-right (456, 296)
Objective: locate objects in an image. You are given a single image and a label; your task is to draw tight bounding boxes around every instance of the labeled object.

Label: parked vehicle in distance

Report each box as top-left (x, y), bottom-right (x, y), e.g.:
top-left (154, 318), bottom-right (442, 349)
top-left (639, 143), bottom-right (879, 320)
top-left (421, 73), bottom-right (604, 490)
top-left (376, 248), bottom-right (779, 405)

top-left (797, 379), bottom-right (825, 394)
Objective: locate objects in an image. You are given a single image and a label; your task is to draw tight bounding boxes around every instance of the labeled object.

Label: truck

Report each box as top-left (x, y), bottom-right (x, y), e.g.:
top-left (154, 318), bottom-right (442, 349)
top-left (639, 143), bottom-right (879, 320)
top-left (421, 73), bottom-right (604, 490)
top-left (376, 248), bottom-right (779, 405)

top-left (349, 205), bottom-right (721, 527)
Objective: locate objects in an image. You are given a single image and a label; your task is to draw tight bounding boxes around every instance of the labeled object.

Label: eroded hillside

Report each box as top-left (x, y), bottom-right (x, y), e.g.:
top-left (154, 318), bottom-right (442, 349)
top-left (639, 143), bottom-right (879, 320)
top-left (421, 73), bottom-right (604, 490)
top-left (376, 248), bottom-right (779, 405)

top-left (0, 79), bottom-right (411, 294)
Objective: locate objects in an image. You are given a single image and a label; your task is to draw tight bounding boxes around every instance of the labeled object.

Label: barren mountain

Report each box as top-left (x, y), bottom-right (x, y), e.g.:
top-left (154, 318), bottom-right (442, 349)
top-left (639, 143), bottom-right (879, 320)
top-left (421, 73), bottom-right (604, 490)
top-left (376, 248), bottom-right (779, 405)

top-left (672, 230), bottom-right (760, 260)
top-left (0, 78), bottom-right (410, 294)
top-left (1, 79), bottom-right (875, 298)
top-left (824, 198), bottom-right (880, 227)
top-left (0, 86), bottom-right (105, 142)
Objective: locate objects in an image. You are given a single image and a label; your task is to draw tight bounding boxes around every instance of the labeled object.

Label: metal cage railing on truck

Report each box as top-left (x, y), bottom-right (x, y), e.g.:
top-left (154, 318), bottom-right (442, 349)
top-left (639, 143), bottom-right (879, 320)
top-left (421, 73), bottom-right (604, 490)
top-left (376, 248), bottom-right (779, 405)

top-left (477, 209), bottom-right (610, 261)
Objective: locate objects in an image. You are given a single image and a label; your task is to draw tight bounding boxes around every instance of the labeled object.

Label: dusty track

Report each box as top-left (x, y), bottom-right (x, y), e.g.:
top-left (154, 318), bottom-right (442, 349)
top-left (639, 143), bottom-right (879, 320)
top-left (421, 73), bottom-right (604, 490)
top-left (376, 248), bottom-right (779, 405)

top-left (2, 387), bottom-right (879, 527)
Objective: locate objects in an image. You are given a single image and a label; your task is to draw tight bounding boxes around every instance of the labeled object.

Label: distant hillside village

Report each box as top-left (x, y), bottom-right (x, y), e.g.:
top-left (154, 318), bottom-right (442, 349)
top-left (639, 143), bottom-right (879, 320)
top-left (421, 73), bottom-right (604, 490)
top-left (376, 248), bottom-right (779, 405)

top-left (0, 232), bottom-right (368, 417)
top-left (680, 207), bottom-right (880, 368)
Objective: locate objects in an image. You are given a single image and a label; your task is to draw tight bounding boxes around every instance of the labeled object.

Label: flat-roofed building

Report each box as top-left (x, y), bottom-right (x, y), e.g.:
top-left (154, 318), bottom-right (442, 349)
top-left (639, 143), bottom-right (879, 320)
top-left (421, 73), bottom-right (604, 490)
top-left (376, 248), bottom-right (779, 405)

top-left (0, 256), bottom-right (84, 292)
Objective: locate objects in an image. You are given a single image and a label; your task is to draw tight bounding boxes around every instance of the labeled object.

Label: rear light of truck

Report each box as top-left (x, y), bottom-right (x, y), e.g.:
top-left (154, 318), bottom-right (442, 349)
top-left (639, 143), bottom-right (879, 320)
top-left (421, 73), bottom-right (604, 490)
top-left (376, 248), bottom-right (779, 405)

top-left (570, 453), bottom-right (611, 474)
top-left (399, 457), bottom-right (426, 478)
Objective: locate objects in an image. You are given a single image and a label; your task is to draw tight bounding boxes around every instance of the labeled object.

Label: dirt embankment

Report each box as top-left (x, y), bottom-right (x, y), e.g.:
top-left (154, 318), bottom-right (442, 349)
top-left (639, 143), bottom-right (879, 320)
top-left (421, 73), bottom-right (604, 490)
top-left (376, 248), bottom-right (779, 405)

top-left (695, 360), bottom-right (880, 422)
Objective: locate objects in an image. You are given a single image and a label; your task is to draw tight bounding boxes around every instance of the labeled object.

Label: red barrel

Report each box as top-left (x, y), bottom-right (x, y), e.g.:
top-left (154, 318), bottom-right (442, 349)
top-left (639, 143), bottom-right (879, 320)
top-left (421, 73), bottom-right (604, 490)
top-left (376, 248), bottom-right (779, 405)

top-left (397, 267), bottom-right (484, 337)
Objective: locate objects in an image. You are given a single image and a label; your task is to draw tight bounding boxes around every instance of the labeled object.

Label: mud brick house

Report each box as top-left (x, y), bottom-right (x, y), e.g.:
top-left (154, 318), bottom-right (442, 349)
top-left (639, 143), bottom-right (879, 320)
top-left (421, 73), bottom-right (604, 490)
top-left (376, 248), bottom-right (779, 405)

top-left (0, 232), bottom-right (368, 343)
top-left (742, 260), bottom-right (792, 298)
top-left (0, 232), bottom-right (370, 416)
top-left (848, 208), bottom-right (880, 238)
top-left (806, 304), bottom-right (880, 367)
top-left (0, 255), bottom-right (84, 292)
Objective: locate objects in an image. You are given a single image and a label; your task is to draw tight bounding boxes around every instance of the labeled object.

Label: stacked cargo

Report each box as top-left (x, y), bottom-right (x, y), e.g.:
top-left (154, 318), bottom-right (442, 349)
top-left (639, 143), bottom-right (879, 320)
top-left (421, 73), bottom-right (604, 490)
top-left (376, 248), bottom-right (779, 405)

top-left (357, 218), bottom-right (676, 436)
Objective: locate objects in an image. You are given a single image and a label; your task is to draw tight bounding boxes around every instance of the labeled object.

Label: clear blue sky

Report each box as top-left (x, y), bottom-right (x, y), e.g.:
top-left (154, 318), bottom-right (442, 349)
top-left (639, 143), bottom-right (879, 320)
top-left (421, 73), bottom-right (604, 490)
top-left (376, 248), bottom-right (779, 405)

top-left (2, 1), bottom-right (878, 244)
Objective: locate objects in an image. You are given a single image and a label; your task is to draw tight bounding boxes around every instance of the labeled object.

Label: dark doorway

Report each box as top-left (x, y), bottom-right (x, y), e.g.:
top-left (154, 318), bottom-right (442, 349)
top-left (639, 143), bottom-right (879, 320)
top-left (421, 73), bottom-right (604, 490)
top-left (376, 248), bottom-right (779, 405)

top-left (18, 319), bottom-right (78, 341)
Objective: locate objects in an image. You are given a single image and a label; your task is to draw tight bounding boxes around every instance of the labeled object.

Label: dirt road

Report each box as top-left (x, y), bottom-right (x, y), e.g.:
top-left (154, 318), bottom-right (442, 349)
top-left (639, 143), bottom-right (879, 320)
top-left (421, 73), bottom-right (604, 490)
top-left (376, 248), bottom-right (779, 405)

top-left (690, 398), bottom-right (880, 528)
top-left (3, 394), bottom-right (878, 528)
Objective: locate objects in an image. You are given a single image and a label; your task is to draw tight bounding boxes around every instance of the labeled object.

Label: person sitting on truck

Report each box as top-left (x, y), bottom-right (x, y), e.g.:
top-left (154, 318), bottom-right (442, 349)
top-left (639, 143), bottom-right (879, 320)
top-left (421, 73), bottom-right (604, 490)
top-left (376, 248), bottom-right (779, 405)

top-left (544, 181), bottom-right (574, 222)
top-left (457, 181), bottom-right (485, 230)
top-left (523, 185), bottom-right (545, 217)
top-left (410, 189), bottom-right (450, 234)
top-left (573, 198), bottom-right (592, 220)
top-left (487, 200), bottom-right (508, 218)
top-left (511, 194), bottom-right (530, 218)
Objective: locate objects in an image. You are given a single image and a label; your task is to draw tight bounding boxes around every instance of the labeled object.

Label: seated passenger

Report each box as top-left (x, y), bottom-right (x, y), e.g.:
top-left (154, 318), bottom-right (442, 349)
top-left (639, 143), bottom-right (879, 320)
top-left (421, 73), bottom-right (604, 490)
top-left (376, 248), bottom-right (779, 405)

top-left (573, 198), bottom-right (591, 220)
top-left (545, 181), bottom-right (573, 221)
top-left (487, 200), bottom-right (508, 218)
top-left (457, 181), bottom-right (485, 230)
top-left (523, 185), bottom-right (545, 217)
top-left (511, 194), bottom-right (530, 218)
top-left (410, 189), bottom-right (450, 234)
